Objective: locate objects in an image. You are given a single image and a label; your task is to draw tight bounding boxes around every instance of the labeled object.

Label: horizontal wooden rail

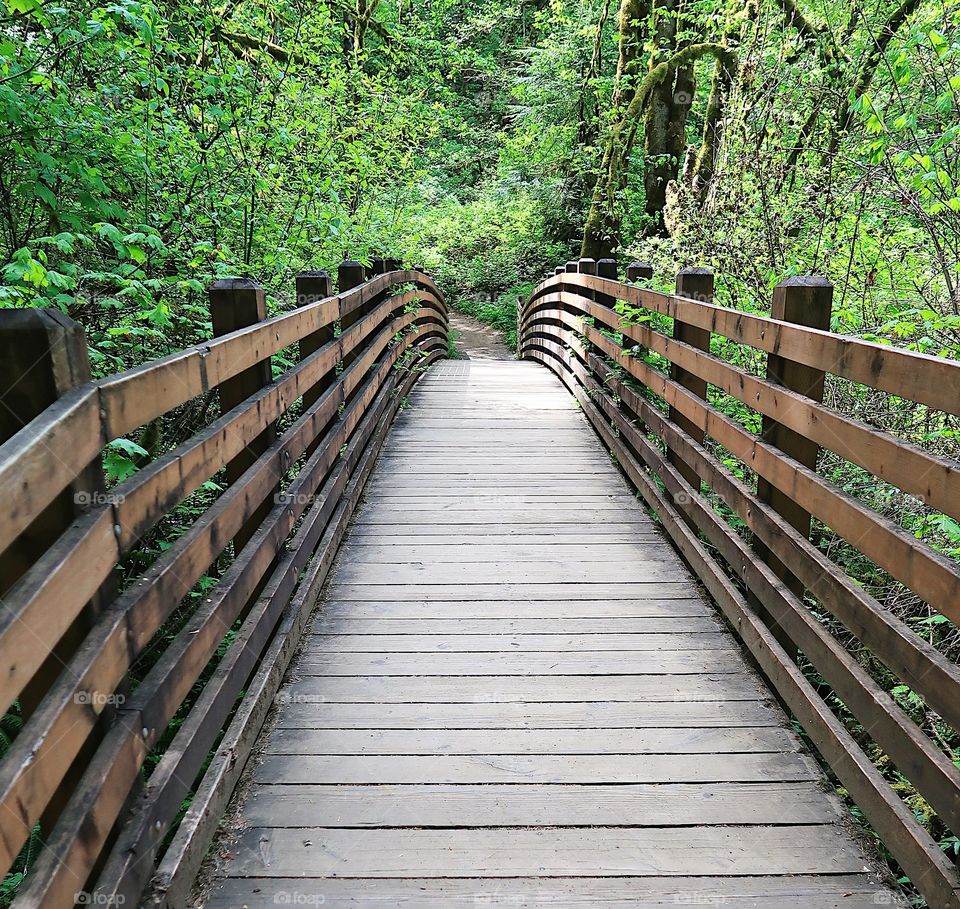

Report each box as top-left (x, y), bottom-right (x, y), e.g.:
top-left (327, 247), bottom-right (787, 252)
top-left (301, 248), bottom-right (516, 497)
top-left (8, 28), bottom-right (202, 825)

top-left (526, 290), bottom-right (960, 522)
top-left (0, 264), bottom-right (447, 908)
top-left (524, 301), bottom-right (960, 623)
top-left (567, 272), bottom-right (960, 417)
top-left (0, 270), bottom-right (444, 558)
top-left (520, 262), bottom-right (960, 909)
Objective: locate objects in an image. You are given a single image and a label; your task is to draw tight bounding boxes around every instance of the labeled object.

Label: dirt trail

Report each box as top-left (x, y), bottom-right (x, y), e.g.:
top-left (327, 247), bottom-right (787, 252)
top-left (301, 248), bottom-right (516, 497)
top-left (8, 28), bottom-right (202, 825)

top-left (448, 310), bottom-right (513, 360)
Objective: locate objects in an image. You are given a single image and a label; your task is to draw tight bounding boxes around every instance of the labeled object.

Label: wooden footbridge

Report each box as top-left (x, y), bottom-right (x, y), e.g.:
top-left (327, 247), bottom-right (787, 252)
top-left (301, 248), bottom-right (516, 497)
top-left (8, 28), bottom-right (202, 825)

top-left (0, 259), bottom-right (958, 908)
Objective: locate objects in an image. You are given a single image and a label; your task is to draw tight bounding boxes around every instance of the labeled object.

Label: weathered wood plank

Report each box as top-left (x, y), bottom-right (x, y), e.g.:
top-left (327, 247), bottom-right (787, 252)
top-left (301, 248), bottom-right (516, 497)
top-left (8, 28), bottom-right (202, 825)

top-left (254, 752), bottom-right (819, 785)
top-left (335, 543), bottom-right (679, 562)
top-left (280, 672), bottom-right (755, 702)
top-left (353, 508), bottom-right (654, 525)
top-left (324, 582), bottom-right (696, 600)
top-left (362, 493), bottom-right (642, 505)
top-left (295, 650), bottom-right (749, 676)
top-left (271, 701), bottom-right (778, 728)
top-left (343, 526), bottom-right (663, 540)
top-left (224, 826), bottom-right (867, 877)
top-left (328, 564), bottom-right (688, 584)
top-left (242, 782), bottom-right (838, 826)
top-left (305, 632), bottom-right (728, 651)
top-left (204, 875), bottom-right (895, 909)
top-left (263, 726), bottom-right (797, 755)
top-left (316, 598), bottom-right (709, 618)
top-left (310, 616), bottom-right (722, 634)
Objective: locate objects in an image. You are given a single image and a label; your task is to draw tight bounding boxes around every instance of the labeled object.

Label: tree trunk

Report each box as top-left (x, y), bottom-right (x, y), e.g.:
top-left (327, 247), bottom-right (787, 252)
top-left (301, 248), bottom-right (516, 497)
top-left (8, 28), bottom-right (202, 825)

top-left (582, 43), bottom-right (736, 257)
top-left (580, 0), bottom-right (652, 258)
top-left (641, 0), bottom-right (677, 236)
top-left (690, 31), bottom-right (735, 199)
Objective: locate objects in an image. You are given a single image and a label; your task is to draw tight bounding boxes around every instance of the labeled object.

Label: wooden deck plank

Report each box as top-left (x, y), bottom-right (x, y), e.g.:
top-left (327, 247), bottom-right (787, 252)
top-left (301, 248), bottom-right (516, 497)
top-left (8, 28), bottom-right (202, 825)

top-left (352, 509), bottom-right (658, 525)
top-left (342, 528), bottom-right (667, 542)
top-left (304, 632), bottom-right (730, 651)
top-left (316, 599), bottom-right (709, 618)
top-left (241, 782), bottom-right (840, 826)
top-left (270, 701), bottom-right (780, 728)
top-left (281, 672), bottom-right (761, 701)
top-left (294, 650), bottom-right (751, 676)
top-left (332, 542), bottom-right (682, 561)
top-left (310, 615), bottom-right (723, 633)
top-left (253, 752), bottom-right (818, 784)
top-left (205, 875), bottom-right (893, 908)
top-left (201, 358), bottom-right (896, 907)
top-left (329, 562), bottom-right (689, 585)
top-left (323, 582), bottom-right (698, 599)
top-left (299, 642), bottom-right (746, 675)
top-left (224, 826), bottom-right (868, 877)
top-left (264, 726), bottom-right (799, 754)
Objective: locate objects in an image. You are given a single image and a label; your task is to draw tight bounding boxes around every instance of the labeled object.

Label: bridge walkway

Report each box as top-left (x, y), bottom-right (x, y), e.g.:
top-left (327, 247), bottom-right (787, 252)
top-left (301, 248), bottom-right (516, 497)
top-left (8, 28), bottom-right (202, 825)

top-left (204, 358), bottom-right (895, 908)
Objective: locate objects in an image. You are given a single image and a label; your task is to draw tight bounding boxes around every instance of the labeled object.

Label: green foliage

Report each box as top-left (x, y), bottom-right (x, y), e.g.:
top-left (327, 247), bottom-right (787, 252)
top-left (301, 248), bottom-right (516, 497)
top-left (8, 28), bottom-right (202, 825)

top-left (2, 0), bottom-right (960, 903)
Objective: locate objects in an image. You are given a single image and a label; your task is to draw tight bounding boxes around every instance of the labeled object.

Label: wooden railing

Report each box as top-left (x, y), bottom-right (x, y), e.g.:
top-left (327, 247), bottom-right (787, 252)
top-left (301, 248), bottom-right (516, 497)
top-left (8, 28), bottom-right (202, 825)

top-left (520, 259), bottom-right (960, 909)
top-left (0, 263), bottom-right (447, 908)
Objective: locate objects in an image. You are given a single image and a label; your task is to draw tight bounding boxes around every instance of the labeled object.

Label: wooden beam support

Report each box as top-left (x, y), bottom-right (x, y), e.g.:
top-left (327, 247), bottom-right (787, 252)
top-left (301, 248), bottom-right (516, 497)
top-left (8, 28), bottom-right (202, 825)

top-left (753, 277), bottom-right (833, 645)
top-left (668, 267), bottom-right (713, 494)
top-left (0, 309), bottom-right (114, 716)
top-left (627, 262), bottom-right (654, 282)
top-left (0, 307), bottom-right (118, 837)
top-left (210, 279), bottom-right (277, 554)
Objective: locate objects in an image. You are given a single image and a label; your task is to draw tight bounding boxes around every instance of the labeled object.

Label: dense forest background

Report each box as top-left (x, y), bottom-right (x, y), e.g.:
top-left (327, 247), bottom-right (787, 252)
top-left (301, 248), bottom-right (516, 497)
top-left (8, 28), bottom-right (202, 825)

top-left (4, 0), bottom-right (959, 368)
top-left (2, 0), bottom-right (960, 902)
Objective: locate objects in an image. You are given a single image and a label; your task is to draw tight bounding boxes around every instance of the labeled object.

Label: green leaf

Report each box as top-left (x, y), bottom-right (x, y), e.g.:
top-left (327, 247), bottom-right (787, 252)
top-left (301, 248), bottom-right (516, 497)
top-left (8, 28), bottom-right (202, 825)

top-left (5, 0), bottom-right (41, 15)
top-left (108, 437), bottom-right (149, 459)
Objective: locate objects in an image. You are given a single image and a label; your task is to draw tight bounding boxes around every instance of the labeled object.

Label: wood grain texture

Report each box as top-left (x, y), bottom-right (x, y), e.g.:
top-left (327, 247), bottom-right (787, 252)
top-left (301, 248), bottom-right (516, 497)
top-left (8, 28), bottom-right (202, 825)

top-left (242, 781), bottom-right (839, 826)
top-left (205, 875), bottom-right (893, 909)
top-left (270, 700), bottom-right (781, 728)
top-left (522, 332), bottom-right (940, 905)
top-left (225, 826), bottom-right (868, 877)
top-left (203, 358), bottom-right (897, 909)
top-left (264, 727), bottom-right (797, 754)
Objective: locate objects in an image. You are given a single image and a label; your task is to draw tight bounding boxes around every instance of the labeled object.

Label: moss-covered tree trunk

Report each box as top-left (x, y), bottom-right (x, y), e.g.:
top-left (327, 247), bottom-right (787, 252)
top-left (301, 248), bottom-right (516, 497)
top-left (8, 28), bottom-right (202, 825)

top-left (582, 42), bottom-right (737, 257)
top-left (641, 0), bottom-right (678, 236)
top-left (690, 30), bottom-right (736, 200)
top-left (581, 0), bottom-right (652, 258)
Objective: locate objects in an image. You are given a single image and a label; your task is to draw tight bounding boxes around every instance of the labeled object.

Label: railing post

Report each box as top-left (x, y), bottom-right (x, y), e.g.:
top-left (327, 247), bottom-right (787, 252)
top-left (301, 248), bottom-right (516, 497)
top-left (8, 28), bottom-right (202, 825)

top-left (596, 258), bottom-right (617, 282)
top-left (296, 271), bottom-right (335, 456)
top-left (564, 260), bottom-right (578, 273)
top-left (209, 279), bottom-right (277, 554)
top-left (596, 257), bottom-right (618, 310)
top-left (668, 267), bottom-right (713, 493)
top-left (338, 260), bottom-right (366, 295)
top-left (0, 308), bottom-right (118, 822)
top-left (0, 311), bottom-right (106, 604)
top-left (754, 277), bottom-right (833, 637)
top-left (627, 262), bottom-right (654, 283)
top-left (578, 257), bottom-right (596, 303)
top-left (553, 265), bottom-right (565, 276)
top-left (0, 308), bottom-right (116, 702)
top-left (338, 260), bottom-right (367, 371)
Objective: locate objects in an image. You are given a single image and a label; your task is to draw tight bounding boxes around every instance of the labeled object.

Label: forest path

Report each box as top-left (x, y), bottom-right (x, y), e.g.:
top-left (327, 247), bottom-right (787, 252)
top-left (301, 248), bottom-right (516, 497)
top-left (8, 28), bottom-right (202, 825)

top-left (448, 309), bottom-right (512, 359)
top-left (202, 359), bottom-right (898, 908)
